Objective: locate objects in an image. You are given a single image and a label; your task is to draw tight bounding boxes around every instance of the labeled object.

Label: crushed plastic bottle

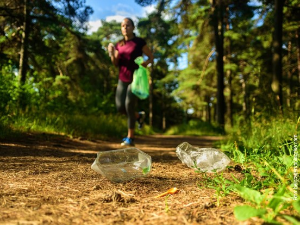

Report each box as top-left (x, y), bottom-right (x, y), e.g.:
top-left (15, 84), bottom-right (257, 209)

top-left (176, 142), bottom-right (230, 173)
top-left (91, 148), bottom-right (152, 183)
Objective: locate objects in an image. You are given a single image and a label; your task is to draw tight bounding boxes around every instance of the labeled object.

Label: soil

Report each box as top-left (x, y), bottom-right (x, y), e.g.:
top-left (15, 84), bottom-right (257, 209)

top-left (0, 133), bottom-right (262, 225)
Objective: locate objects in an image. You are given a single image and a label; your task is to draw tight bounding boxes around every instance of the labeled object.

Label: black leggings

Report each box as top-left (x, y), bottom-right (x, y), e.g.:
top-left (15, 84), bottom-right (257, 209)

top-left (115, 79), bottom-right (137, 129)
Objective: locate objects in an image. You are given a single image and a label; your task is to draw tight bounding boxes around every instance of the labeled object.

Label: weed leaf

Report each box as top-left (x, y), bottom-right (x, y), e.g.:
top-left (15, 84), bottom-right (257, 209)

top-left (234, 184), bottom-right (263, 204)
top-left (293, 200), bottom-right (300, 213)
top-left (268, 186), bottom-right (286, 211)
top-left (234, 205), bottom-right (267, 221)
top-left (234, 149), bottom-right (246, 163)
top-left (278, 155), bottom-right (293, 168)
top-left (255, 162), bottom-right (269, 177)
top-left (281, 215), bottom-right (300, 225)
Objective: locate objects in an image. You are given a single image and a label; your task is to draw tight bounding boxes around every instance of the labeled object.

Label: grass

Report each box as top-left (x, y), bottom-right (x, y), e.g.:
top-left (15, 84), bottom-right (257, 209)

top-left (225, 115), bottom-right (298, 156)
top-left (165, 119), bottom-right (224, 136)
top-left (199, 115), bottom-right (300, 224)
top-left (0, 114), bottom-right (218, 141)
top-left (0, 113), bottom-right (154, 140)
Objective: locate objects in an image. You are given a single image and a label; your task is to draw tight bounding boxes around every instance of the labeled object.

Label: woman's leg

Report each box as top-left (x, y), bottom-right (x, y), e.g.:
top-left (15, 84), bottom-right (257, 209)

top-left (125, 83), bottom-right (137, 138)
top-left (115, 80), bottom-right (137, 140)
top-left (115, 79), bottom-right (128, 114)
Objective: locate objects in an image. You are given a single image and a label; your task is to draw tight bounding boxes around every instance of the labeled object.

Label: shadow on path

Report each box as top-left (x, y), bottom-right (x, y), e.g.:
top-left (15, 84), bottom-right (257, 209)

top-left (0, 133), bottom-right (223, 163)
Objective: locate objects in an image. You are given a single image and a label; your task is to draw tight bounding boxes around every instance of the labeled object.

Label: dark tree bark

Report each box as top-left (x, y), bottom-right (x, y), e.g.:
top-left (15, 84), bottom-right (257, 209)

top-left (149, 61), bottom-right (154, 127)
top-left (271, 0), bottom-right (284, 112)
top-left (225, 5), bottom-right (233, 127)
top-left (287, 40), bottom-right (293, 108)
top-left (18, 0), bottom-right (30, 85)
top-left (18, 0), bottom-right (30, 110)
top-left (205, 95), bottom-right (211, 123)
top-left (212, 0), bottom-right (225, 128)
top-left (241, 76), bottom-right (250, 120)
top-left (296, 28), bottom-right (300, 101)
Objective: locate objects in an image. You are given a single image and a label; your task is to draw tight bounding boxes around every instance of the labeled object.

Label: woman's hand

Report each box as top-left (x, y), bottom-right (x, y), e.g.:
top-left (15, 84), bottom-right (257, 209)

top-left (108, 43), bottom-right (115, 57)
top-left (142, 45), bottom-right (154, 68)
top-left (141, 61), bottom-right (149, 68)
top-left (108, 43), bottom-right (119, 66)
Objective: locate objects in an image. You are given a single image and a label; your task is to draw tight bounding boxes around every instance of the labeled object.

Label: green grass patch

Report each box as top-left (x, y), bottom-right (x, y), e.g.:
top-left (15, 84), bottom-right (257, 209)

top-left (164, 119), bottom-right (224, 136)
top-left (224, 115), bottom-right (297, 156)
top-left (0, 113), bottom-right (155, 140)
top-left (197, 115), bottom-right (300, 224)
top-left (0, 116), bottom-right (24, 139)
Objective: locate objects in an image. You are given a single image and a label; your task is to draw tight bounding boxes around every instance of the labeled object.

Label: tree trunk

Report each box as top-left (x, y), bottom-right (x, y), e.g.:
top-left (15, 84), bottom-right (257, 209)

top-left (241, 77), bottom-right (249, 120)
top-left (18, 0), bottom-right (30, 111)
top-left (287, 40), bottom-right (292, 108)
top-left (212, 0), bottom-right (225, 128)
top-left (162, 90), bottom-right (166, 131)
top-left (225, 6), bottom-right (233, 127)
top-left (296, 28), bottom-right (300, 105)
top-left (19, 0), bottom-right (29, 85)
top-left (205, 95), bottom-right (211, 123)
top-left (149, 62), bottom-right (154, 127)
top-left (271, 0), bottom-right (284, 112)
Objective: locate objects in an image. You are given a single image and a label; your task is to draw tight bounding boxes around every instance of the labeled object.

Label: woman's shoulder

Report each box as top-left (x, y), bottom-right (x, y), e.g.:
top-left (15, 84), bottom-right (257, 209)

top-left (134, 36), bottom-right (145, 41)
top-left (133, 36), bottom-right (146, 45)
top-left (134, 36), bottom-right (144, 40)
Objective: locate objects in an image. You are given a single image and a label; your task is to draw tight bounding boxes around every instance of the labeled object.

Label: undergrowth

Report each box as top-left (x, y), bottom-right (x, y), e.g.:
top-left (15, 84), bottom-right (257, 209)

top-left (0, 113), bottom-right (154, 140)
top-left (0, 115), bottom-right (220, 140)
top-left (198, 116), bottom-right (300, 224)
top-left (165, 119), bottom-right (224, 136)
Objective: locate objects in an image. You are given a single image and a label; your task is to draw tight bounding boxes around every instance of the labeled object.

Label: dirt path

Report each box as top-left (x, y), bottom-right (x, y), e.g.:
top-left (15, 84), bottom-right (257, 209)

top-left (0, 133), bottom-right (258, 225)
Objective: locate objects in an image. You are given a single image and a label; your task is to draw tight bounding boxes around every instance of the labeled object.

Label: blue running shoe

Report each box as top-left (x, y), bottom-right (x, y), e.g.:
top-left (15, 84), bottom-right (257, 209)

top-left (121, 137), bottom-right (135, 146)
top-left (137, 111), bottom-right (145, 129)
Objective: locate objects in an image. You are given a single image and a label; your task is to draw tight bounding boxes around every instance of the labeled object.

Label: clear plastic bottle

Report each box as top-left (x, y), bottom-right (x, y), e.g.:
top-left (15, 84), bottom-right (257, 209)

top-left (91, 148), bottom-right (152, 183)
top-left (176, 142), bottom-right (230, 173)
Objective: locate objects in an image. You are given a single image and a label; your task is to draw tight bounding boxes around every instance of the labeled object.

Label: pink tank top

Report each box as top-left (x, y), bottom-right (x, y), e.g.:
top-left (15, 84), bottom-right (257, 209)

top-left (115, 37), bottom-right (146, 82)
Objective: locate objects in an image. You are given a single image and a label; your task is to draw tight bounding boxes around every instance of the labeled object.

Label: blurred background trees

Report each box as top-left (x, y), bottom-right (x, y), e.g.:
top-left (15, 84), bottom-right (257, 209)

top-left (1, 0), bottom-right (299, 135)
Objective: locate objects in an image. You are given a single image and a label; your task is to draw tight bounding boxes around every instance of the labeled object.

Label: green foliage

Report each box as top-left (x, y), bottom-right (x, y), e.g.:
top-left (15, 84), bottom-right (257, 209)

top-left (225, 115), bottom-right (297, 156)
top-left (90, 19), bottom-right (123, 47)
top-left (197, 172), bottom-right (235, 206)
top-left (1, 0), bottom-right (300, 132)
top-left (232, 184), bottom-right (298, 223)
top-left (0, 110), bottom-right (156, 140)
top-left (199, 164), bottom-right (299, 223)
top-left (165, 119), bottom-right (224, 136)
top-left (195, 115), bottom-right (299, 223)
top-left (0, 113), bottom-right (144, 140)
top-left (234, 205), bottom-right (267, 221)
top-left (200, 116), bottom-right (300, 224)
top-left (0, 64), bottom-right (19, 112)
top-left (0, 116), bottom-right (22, 138)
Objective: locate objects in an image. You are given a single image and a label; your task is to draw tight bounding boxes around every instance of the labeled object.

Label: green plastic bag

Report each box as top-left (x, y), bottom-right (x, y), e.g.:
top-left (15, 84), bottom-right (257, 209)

top-left (131, 56), bottom-right (149, 99)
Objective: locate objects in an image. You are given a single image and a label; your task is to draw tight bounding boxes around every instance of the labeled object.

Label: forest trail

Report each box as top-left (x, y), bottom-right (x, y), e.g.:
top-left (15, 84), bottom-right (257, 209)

top-left (0, 133), bottom-right (258, 225)
top-left (0, 133), bottom-right (222, 159)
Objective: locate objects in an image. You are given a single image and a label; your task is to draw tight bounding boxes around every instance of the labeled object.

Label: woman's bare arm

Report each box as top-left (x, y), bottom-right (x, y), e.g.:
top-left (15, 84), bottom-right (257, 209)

top-left (141, 44), bottom-right (154, 68)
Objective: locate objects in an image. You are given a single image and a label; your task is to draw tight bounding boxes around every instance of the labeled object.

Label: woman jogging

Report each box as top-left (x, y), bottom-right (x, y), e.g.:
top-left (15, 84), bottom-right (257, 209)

top-left (108, 18), bottom-right (154, 146)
